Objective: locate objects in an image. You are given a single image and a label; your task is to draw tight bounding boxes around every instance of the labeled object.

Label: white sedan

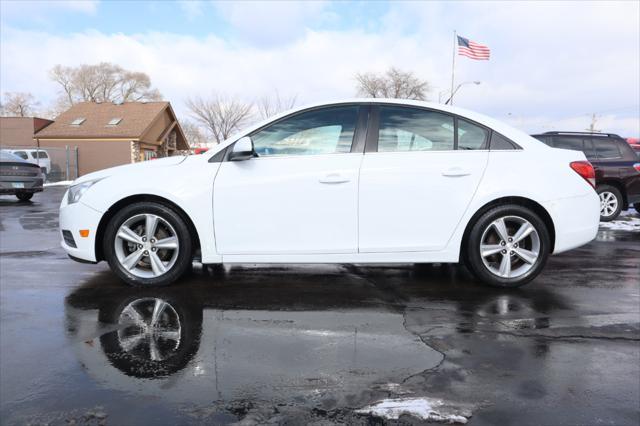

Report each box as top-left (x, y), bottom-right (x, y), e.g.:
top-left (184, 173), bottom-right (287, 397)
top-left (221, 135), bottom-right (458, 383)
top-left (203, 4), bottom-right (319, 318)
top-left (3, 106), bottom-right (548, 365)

top-left (59, 99), bottom-right (600, 287)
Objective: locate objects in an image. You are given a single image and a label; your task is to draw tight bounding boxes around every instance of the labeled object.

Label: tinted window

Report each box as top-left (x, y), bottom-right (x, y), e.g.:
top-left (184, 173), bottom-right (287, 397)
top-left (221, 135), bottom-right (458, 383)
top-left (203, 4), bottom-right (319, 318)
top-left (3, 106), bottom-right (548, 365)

top-left (592, 137), bottom-right (622, 159)
top-left (582, 138), bottom-right (596, 159)
top-left (33, 151), bottom-right (48, 159)
top-left (251, 106), bottom-right (359, 157)
top-left (553, 136), bottom-right (584, 152)
top-left (490, 132), bottom-right (517, 150)
top-left (458, 119), bottom-right (489, 150)
top-left (377, 106), bottom-right (454, 152)
top-left (13, 151), bottom-right (28, 159)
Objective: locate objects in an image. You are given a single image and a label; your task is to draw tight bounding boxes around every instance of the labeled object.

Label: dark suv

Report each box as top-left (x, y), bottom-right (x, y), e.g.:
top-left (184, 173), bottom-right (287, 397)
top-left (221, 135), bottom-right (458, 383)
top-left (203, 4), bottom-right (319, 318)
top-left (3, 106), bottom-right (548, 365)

top-left (531, 132), bottom-right (640, 221)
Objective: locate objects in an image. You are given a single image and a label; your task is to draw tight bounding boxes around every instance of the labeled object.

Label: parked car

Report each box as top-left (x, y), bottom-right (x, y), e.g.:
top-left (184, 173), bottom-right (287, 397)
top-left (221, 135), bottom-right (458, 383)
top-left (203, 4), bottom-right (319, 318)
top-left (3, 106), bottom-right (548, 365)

top-left (626, 138), bottom-right (640, 157)
top-left (9, 148), bottom-right (51, 175)
top-left (59, 100), bottom-right (600, 288)
top-left (0, 150), bottom-right (44, 201)
top-left (531, 132), bottom-right (640, 220)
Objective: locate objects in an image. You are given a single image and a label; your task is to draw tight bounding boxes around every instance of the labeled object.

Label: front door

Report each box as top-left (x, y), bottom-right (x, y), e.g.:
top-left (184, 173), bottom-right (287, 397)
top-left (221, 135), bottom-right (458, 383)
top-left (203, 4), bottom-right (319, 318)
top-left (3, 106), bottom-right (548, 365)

top-left (213, 105), bottom-right (365, 255)
top-left (359, 105), bottom-right (489, 252)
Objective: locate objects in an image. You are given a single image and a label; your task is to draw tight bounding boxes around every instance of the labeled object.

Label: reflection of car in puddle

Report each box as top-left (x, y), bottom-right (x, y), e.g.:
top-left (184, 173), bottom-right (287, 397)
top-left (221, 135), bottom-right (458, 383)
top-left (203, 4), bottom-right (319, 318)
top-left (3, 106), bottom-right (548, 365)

top-left (64, 276), bottom-right (442, 406)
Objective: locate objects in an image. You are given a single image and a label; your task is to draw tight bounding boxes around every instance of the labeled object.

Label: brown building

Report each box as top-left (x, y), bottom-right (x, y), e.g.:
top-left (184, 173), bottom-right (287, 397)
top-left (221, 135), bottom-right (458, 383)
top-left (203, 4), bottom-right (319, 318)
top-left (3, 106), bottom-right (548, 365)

top-left (0, 117), bottom-right (54, 147)
top-left (34, 101), bottom-right (189, 176)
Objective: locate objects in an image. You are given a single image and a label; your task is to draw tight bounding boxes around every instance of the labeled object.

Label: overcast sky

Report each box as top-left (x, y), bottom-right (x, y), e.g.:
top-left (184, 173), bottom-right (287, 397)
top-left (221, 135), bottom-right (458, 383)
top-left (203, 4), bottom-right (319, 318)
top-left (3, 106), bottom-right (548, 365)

top-left (1, 0), bottom-right (638, 136)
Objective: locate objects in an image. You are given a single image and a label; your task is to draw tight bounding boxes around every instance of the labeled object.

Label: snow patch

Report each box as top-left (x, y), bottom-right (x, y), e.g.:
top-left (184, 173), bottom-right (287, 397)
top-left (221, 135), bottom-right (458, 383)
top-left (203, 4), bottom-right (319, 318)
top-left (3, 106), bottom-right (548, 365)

top-left (355, 397), bottom-right (471, 424)
top-left (599, 212), bottom-right (640, 232)
top-left (44, 181), bottom-right (72, 187)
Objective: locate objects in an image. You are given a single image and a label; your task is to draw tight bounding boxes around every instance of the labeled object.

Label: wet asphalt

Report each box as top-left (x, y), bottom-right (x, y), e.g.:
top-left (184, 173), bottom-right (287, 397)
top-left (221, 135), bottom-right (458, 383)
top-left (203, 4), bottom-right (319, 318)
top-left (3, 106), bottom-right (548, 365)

top-left (0, 187), bottom-right (638, 425)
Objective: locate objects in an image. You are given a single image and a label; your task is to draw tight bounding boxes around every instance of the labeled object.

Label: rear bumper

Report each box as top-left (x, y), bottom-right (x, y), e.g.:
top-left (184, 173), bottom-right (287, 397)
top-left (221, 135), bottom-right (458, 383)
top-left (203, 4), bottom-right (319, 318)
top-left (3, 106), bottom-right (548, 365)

top-left (59, 194), bottom-right (103, 262)
top-left (542, 191), bottom-right (600, 254)
top-left (0, 179), bottom-right (43, 194)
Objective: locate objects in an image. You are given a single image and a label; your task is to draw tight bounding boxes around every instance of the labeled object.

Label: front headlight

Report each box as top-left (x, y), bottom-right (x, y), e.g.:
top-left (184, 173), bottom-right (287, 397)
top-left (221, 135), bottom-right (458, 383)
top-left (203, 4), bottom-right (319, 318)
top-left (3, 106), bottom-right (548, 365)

top-left (67, 178), bottom-right (104, 204)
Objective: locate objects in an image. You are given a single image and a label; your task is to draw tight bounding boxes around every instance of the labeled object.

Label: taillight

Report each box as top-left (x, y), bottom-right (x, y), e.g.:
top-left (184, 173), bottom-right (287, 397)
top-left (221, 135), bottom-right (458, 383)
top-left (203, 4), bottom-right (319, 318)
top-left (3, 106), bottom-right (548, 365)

top-left (633, 163), bottom-right (640, 173)
top-left (570, 161), bottom-right (596, 188)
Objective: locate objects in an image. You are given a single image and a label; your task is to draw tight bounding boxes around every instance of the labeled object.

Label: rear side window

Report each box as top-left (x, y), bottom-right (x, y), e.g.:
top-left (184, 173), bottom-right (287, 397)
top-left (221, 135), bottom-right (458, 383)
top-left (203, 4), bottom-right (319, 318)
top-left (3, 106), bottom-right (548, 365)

top-left (458, 119), bottom-right (489, 150)
top-left (552, 136), bottom-right (584, 152)
top-left (377, 106), bottom-right (455, 152)
top-left (490, 132), bottom-right (517, 150)
top-left (592, 137), bottom-right (622, 159)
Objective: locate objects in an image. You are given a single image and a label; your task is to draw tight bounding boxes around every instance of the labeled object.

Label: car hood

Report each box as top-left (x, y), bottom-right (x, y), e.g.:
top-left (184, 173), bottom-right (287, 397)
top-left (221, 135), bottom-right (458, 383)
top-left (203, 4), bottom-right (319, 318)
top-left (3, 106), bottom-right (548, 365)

top-left (72, 156), bottom-right (188, 185)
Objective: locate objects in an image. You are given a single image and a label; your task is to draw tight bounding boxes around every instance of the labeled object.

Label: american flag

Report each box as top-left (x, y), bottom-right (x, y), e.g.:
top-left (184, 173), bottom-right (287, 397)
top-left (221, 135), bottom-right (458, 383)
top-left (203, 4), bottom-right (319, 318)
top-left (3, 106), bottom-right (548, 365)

top-left (457, 35), bottom-right (490, 60)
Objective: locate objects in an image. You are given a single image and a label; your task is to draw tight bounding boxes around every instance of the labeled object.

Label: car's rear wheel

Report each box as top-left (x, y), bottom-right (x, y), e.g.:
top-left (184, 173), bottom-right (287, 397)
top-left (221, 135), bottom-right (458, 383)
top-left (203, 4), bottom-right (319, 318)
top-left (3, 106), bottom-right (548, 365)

top-left (16, 192), bottom-right (33, 201)
top-left (597, 185), bottom-right (623, 222)
top-left (466, 205), bottom-right (550, 287)
top-left (633, 203), bottom-right (640, 214)
top-left (103, 202), bottom-right (193, 287)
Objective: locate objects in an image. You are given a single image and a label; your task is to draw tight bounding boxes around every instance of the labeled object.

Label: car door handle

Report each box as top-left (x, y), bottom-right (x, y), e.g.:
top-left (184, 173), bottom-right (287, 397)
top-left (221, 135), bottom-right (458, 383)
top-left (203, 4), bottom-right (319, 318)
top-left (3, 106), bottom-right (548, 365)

top-left (442, 167), bottom-right (471, 177)
top-left (319, 173), bottom-right (350, 184)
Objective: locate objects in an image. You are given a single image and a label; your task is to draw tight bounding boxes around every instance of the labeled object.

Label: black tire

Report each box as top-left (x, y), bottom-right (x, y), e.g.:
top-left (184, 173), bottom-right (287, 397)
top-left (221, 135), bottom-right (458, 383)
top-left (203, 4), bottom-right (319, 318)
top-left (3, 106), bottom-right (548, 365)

top-left (596, 185), bottom-right (623, 222)
top-left (634, 203), bottom-right (640, 214)
top-left (465, 205), bottom-right (550, 288)
top-left (16, 192), bottom-right (33, 201)
top-left (103, 202), bottom-right (193, 287)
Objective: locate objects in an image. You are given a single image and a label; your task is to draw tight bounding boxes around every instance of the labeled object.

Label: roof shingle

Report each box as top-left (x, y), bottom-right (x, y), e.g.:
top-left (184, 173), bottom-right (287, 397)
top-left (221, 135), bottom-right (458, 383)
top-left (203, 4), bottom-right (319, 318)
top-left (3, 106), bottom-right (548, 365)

top-left (35, 101), bottom-right (169, 139)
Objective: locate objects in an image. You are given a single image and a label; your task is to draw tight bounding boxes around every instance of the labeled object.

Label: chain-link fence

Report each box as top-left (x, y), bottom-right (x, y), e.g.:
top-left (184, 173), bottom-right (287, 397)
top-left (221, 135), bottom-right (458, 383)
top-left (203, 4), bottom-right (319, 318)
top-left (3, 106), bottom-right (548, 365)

top-left (0, 145), bottom-right (79, 182)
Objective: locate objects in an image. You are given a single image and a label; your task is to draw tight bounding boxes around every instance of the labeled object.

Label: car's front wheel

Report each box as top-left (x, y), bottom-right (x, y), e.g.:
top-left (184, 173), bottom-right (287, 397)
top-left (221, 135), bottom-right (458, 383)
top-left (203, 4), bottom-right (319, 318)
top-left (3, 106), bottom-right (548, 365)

top-left (597, 185), bottom-right (623, 222)
top-left (103, 202), bottom-right (193, 287)
top-left (466, 205), bottom-right (550, 287)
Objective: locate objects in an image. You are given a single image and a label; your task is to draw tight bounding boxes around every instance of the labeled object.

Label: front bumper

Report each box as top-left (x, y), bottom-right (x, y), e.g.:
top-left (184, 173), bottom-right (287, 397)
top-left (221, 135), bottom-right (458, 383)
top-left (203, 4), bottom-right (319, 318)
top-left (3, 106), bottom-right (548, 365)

top-left (59, 193), bottom-right (104, 262)
top-left (542, 191), bottom-right (600, 254)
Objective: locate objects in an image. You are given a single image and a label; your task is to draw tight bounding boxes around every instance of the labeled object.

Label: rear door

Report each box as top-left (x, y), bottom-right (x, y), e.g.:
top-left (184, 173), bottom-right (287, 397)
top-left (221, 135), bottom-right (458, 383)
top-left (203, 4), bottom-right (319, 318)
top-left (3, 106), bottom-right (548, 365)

top-left (358, 105), bottom-right (489, 253)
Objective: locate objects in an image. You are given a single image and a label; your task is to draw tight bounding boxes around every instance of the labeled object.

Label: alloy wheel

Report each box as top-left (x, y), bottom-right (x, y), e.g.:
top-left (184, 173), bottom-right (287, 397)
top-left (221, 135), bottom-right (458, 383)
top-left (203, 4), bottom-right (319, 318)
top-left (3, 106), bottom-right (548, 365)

top-left (114, 213), bottom-right (180, 279)
top-left (479, 215), bottom-right (541, 279)
top-left (599, 191), bottom-right (619, 218)
top-left (117, 297), bottom-right (181, 362)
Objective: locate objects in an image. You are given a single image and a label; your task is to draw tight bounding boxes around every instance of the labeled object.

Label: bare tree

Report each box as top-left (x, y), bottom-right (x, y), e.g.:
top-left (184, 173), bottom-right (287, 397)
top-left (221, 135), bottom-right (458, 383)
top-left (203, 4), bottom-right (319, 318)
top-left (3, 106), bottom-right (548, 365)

top-left (49, 62), bottom-right (162, 108)
top-left (355, 67), bottom-right (430, 100)
top-left (186, 95), bottom-right (253, 144)
top-left (257, 91), bottom-right (297, 120)
top-left (1, 92), bottom-right (40, 117)
top-left (180, 120), bottom-right (208, 147)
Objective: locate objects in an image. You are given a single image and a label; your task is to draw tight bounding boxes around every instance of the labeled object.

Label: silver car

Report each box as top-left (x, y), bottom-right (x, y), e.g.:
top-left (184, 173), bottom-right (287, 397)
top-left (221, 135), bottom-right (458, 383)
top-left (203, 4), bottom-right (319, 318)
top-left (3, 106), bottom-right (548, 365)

top-left (0, 150), bottom-right (44, 201)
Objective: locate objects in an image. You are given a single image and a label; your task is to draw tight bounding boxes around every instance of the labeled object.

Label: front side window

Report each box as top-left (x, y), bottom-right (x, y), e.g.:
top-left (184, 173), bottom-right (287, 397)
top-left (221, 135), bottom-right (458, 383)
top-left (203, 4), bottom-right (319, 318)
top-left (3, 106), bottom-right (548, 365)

top-left (251, 106), bottom-right (359, 157)
top-left (592, 138), bottom-right (622, 159)
top-left (32, 151), bottom-right (48, 159)
top-left (458, 119), bottom-right (489, 150)
top-left (377, 106), bottom-right (454, 152)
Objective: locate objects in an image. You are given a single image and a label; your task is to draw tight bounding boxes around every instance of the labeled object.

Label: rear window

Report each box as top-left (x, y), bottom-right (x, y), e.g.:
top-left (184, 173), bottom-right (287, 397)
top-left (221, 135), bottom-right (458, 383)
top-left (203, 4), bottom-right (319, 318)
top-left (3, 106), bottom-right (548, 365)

top-left (12, 151), bottom-right (28, 160)
top-left (592, 137), bottom-right (622, 159)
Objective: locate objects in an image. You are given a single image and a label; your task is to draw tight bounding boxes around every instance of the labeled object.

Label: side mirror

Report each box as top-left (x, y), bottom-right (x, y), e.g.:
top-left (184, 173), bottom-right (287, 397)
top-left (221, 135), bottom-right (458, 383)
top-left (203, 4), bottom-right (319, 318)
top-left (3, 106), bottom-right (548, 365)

top-left (229, 136), bottom-right (255, 161)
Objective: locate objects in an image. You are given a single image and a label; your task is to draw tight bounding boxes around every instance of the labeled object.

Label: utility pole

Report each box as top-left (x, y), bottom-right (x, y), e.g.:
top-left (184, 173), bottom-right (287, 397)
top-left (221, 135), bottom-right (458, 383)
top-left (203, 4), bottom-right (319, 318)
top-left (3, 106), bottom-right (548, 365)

top-left (586, 113), bottom-right (601, 133)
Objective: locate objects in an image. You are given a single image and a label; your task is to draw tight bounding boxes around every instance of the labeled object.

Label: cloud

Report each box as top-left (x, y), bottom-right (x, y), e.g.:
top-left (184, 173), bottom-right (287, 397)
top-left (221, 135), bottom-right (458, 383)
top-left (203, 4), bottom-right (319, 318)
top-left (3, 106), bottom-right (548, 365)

top-left (212, 0), bottom-right (332, 46)
top-left (1, 1), bottom-right (638, 136)
top-left (178, 0), bottom-right (204, 21)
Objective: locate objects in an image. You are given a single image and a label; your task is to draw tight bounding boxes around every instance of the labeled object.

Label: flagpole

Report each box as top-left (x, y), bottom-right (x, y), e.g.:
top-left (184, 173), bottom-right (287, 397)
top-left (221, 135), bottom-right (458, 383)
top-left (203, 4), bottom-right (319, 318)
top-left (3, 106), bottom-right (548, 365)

top-left (450, 30), bottom-right (456, 105)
